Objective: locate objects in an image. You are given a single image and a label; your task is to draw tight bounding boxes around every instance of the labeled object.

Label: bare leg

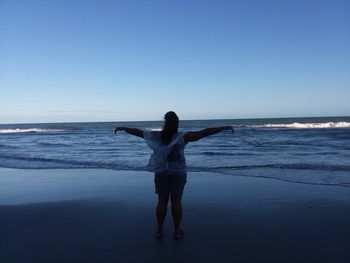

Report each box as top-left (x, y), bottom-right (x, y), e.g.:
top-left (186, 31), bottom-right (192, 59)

top-left (156, 194), bottom-right (169, 237)
top-left (171, 195), bottom-right (183, 236)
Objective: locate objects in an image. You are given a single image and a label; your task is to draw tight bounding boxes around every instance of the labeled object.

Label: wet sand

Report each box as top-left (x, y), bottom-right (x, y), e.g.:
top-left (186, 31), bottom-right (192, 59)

top-left (1, 168), bottom-right (350, 262)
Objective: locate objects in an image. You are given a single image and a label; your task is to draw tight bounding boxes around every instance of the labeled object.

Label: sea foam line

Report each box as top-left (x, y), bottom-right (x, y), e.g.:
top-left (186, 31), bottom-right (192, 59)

top-left (232, 122), bottom-right (350, 129)
top-left (263, 122), bottom-right (350, 129)
top-left (1, 154), bottom-right (349, 172)
top-left (0, 128), bottom-right (64, 134)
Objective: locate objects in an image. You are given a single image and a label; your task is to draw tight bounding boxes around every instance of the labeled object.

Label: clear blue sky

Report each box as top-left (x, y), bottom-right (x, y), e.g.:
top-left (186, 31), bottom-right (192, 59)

top-left (1, 0), bottom-right (349, 123)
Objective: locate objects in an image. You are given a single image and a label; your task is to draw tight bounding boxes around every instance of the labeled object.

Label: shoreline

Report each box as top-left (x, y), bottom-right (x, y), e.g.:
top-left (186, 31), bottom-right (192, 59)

top-left (1, 168), bottom-right (350, 262)
top-left (1, 167), bottom-right (349, 205)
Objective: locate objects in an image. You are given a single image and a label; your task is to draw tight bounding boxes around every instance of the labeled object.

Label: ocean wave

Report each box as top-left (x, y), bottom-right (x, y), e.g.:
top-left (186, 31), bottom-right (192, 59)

top-left (0, 155), bottom-right (144, 170)
top-left (1, 154), bottom-right (349, 173)
top-left (0, 128), bottom-right (64, 134)
top-left (0, 144), bottom-right (19, 149)
top-left (251, 122), bottom-right (350, 129)
top-left (0, 155), bottom-right (102, 168)
top-left (201, 151), bottom-right (253, 156)
top-left (189, 163), bottom-right (350, 172)
top-left (1, 156), bottom-right (349, 187)
top-left (37, 142), bottom-right (72, 147)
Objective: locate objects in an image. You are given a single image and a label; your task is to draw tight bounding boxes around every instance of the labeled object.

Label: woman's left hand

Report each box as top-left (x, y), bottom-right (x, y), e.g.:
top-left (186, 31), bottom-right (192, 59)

top-left (223, 126), bottom-right (234, 133)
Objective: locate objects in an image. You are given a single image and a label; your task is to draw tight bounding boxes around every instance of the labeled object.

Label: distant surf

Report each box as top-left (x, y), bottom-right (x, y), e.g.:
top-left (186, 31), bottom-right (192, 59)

top-left (260, 122), bottom-right (350, 129)
top-left (0, 128), bottom-right (64, 134)
top-left (232, 122), bottom-right (350, 129)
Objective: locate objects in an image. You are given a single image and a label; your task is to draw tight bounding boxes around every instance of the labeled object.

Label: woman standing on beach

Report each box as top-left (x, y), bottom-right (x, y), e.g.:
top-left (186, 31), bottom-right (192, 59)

top-left (115, 111), bottom-right (232, 239)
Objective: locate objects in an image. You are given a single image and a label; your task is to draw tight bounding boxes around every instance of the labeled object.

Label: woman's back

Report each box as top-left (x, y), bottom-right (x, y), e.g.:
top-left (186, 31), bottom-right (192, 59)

top-left (144, 130), bottom-right (186, 173)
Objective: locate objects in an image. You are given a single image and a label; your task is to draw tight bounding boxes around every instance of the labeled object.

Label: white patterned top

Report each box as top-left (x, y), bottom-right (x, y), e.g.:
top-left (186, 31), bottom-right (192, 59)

top-left (144, 130), bottom-right (187, 173)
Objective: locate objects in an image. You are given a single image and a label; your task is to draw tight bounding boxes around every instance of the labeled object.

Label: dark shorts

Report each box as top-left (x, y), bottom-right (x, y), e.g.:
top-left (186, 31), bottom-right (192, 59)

top-left (154, 171), bottom-right (187, 197)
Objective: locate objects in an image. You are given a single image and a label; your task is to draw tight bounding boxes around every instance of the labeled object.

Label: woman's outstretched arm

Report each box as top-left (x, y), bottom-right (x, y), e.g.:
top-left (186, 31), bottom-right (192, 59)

top-left (115, 127), bottom-right (144, 138)
top-left (183, 126), bottom-right (233, 144)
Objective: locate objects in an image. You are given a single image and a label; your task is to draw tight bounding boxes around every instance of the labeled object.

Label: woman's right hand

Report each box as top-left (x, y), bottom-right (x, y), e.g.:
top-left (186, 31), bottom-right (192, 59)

top-left (114, 127), bottom-right (123, 135)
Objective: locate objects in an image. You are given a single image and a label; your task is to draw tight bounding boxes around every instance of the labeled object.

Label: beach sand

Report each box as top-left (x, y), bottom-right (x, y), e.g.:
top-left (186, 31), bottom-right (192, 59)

top-left (0, 168), bottom-right (350, 263)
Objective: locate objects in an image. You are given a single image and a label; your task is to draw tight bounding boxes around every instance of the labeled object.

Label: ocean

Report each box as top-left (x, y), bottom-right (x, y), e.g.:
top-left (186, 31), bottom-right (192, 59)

top-left (0, 117), bottom-right (349, 187)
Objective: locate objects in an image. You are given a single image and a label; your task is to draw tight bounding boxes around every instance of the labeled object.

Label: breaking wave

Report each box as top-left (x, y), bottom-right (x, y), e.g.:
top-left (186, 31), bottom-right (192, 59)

top-left (0, 128), bottom-right (64, 134)
top-left (256, 122), bottom-right (350, 129)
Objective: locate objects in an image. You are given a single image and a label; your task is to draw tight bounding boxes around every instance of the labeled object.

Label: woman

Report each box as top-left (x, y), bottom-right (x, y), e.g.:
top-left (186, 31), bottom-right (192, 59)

top-left (115, 111), bottom-right (232, 239)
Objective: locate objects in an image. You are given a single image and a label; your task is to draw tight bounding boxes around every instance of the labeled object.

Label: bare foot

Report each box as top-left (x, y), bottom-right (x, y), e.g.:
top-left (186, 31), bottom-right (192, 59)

top-left (173, 230), bottom-right (184, 240)
top-left (155, 230), bottom-right (163, 239)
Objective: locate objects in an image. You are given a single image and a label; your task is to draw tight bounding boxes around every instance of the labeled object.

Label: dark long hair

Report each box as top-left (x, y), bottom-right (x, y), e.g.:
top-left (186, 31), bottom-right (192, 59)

top-left (161, 111), bottom-right (179, 145)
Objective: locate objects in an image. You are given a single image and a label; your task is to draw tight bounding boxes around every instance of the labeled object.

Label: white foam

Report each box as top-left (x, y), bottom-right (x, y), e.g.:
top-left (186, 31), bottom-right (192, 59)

top-left (260, 122), bottom-right (350, 129)
top-left (0, 128), bottom-right (64, 134)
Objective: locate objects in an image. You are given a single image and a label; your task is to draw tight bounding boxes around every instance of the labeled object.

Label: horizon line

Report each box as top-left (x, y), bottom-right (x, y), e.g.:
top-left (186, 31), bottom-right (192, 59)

top-left (1, 115), bottom-right (350, 125)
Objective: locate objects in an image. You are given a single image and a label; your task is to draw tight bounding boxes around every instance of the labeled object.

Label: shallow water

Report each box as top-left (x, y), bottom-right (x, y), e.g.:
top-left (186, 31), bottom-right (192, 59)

top-left (0, 117), bottom-right (349, 186)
